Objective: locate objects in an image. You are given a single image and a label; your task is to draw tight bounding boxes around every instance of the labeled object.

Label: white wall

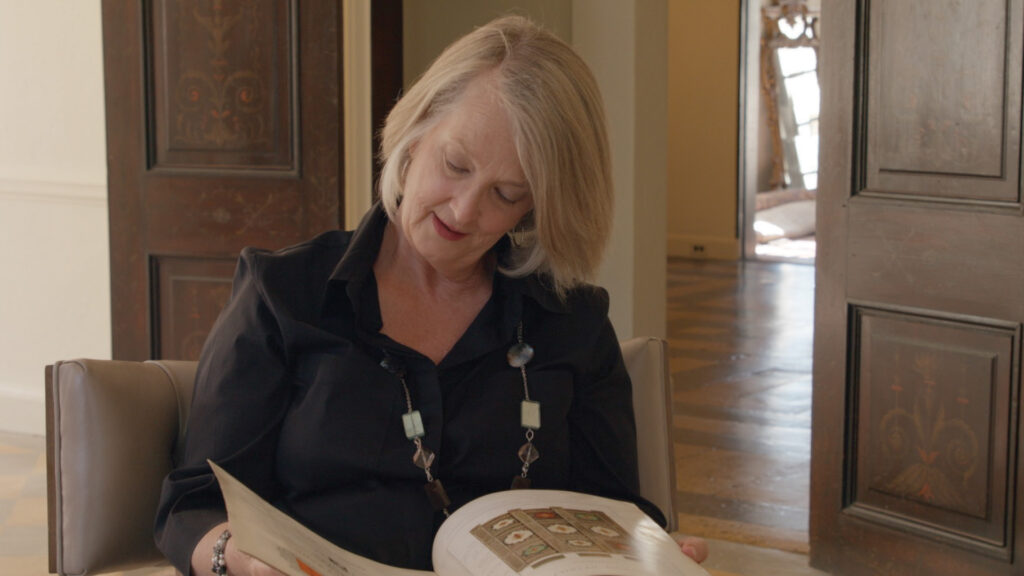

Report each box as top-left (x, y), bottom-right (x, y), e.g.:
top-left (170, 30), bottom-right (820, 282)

top-left (0, 1), bottom-right (110, 435)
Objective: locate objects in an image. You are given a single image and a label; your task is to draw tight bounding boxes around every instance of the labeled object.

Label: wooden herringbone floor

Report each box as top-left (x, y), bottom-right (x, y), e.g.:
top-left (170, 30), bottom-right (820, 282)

top-left (667, 258), bottom-right (815, 555)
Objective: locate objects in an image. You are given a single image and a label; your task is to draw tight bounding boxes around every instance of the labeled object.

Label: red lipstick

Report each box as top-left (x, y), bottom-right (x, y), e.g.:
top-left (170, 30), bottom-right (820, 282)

top-left (432, 214), bottom-right (467, 241)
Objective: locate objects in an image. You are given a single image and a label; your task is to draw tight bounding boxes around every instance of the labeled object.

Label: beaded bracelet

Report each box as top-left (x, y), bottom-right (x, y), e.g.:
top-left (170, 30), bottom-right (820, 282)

top-left (211, 528), bottom-right (231, 575)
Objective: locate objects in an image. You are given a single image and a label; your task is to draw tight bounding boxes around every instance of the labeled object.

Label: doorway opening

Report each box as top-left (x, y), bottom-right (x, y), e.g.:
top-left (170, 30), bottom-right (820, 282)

top-left (741, 0), bottom-right (820, 263)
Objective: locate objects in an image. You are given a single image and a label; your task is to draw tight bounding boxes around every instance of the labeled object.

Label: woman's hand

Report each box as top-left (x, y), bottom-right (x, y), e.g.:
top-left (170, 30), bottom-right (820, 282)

top-left (191, 522), bottom-right (287, 576)
top-left (222, 540), bottom-right (286, 576)
top-left (673, 533), bottom-right (709, 564)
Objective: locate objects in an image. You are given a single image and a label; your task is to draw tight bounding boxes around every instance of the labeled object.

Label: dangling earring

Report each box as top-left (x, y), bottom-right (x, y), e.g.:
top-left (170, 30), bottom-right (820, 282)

top-left (507, 226), bottom-right (519, 247)
top-left (508, 218), bottom-right (533, 248)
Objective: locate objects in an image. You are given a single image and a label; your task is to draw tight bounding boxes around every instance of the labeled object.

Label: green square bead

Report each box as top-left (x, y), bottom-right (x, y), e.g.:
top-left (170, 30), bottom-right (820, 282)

top-left (403, 410), bottom-right (425, 439)
top-left (521, 400), bottom-right (541, 430)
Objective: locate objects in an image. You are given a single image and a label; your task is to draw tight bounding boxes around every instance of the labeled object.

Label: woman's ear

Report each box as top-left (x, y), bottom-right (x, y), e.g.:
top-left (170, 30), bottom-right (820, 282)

top-left (400, 141), bottom-right (419, 184)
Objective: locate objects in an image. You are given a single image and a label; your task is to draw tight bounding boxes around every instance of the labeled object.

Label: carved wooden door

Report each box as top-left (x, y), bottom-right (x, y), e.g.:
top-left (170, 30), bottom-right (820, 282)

top-left (103, 1), bottom-right (399, 361)
top-left (811, 1), bottom-right (1024, 574)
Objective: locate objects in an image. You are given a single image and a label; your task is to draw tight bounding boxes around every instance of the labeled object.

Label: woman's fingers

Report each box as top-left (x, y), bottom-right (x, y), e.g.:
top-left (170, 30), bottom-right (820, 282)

top-left (226, 540), bottom-right (287, 575)
top-left (248, 557), bottom-right (287, 576)
top-left (674, 533), bottom-right (709, 564)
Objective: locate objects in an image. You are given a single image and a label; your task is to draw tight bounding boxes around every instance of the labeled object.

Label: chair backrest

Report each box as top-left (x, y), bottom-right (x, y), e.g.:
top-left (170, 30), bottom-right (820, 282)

top-left (619, 336), bottom-right (678, 532)
top-left (46, 338), bottom-right (675, 575)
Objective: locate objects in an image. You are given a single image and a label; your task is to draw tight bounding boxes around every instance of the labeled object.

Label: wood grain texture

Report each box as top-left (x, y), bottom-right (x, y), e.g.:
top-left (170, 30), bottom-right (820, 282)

top-left (103, 0), bottom-right (362, 361)
top-left (813, 1), bottom-right (1024, 574)
top-left (862, 0), bottom-right (1023, 204)
top-left (849, 307), bottom-right (1017, 557)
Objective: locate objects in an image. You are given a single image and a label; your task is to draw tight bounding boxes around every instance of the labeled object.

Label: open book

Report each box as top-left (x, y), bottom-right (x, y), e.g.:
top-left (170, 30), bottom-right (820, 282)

top-left (211, 461), bottom-right (710, 576)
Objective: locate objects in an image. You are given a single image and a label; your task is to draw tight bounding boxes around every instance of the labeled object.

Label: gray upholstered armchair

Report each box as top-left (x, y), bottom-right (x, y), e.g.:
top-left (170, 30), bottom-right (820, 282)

top-left (45, 337), bottom-right (676, 575)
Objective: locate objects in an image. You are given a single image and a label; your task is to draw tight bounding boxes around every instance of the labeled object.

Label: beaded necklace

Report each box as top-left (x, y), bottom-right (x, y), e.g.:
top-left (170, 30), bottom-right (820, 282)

top-left (380, 321), bottom-right (538, 517)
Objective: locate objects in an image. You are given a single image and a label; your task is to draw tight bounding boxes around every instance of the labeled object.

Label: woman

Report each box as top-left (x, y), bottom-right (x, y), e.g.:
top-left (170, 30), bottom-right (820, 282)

top-left (155, 15), bottom-right (707, 575)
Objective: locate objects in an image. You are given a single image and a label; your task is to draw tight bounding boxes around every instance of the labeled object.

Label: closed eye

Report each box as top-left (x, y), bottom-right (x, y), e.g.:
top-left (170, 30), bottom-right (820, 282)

top-left (494, 187), bottom-right (517, 204)
top-left (445, 158), bottom-right (469, 174)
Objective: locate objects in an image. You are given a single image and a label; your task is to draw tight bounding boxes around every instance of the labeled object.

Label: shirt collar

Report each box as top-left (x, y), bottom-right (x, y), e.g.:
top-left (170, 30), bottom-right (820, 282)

top-left (332, 202), bottom-right (389, 284)
top-left (319, 202), bottom-right (388, 320)
top-left (319, 201), bottom-right (571, 323)
top-left (489, 234), bottom-right (570, 316)
top-left (496, 272), bottom-right (569, 315)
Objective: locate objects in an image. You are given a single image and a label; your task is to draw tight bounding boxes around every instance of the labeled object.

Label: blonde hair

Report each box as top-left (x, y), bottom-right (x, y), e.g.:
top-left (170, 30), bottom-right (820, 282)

top-left (378, 15), bottom-right (612, 299)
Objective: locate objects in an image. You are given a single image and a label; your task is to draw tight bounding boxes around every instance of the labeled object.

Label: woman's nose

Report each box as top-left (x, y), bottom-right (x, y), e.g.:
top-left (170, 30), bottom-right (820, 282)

top-left (449, 183), bottom-right (485, 224)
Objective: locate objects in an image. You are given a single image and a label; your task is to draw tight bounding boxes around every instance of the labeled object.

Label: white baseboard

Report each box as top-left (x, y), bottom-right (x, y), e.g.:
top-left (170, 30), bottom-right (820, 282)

top-left (0, 177), bottom-right (106, 205)
top-left (0, 384), bottom-right (45, 436)
top-left (668, 233), bottom-right (740, 260)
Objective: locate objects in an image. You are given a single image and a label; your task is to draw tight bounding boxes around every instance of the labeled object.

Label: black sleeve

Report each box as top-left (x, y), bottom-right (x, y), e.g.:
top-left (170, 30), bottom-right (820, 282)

top-left (154, 249), bottom-right (292, 574)
top-left (566, 291), bottom-right (668, 527)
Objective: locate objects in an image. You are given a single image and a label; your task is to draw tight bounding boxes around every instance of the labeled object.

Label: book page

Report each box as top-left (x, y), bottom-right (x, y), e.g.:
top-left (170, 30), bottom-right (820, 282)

top-left (210, 461), bottom-right (433, 576)
top-left (432, 490), bottom-right (711, 576)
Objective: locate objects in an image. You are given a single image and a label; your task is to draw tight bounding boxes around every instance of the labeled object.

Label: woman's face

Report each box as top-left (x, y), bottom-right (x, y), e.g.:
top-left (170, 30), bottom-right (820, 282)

top-left (397, 75), bottom-right (534, 278)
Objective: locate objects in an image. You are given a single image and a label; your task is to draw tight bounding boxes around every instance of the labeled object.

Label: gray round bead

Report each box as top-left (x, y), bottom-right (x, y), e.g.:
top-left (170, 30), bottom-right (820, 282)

top-left (507, 343), bottom-right (534, 367)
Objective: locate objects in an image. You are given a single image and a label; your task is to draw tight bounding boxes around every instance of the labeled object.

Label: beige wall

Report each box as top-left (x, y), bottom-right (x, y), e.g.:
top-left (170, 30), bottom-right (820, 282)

top-left (574, 1), bottom-right (667, 339)
top-left (403, 0), bottom-right (572, 85)
top-left (0, 0), bottom-right (110, 435)
top-left (407, 1), bottom-right (745, 264)
top-left (667, 0), bottom-right (741, 260)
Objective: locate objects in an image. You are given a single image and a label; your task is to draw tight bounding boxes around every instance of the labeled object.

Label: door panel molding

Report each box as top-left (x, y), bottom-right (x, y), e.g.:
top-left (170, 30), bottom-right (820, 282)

top-left (855, 0), bottom-right (1024, 206)
top-left (845, 304), bottom-right (1018, 559)
top-left (151, 255), bottom-right (236, 360)
top-left (146, 0), bottom-right (300, 175)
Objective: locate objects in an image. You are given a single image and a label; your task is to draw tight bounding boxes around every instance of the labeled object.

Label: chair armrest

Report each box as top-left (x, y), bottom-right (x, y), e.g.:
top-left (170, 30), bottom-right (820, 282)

top-left (46, 359), bottom-right (196, 575)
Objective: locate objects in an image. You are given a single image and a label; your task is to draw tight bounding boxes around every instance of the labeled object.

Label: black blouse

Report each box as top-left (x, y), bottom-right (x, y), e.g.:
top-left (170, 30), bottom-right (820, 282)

top-left (154, 204), bottom-right (664, 573)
